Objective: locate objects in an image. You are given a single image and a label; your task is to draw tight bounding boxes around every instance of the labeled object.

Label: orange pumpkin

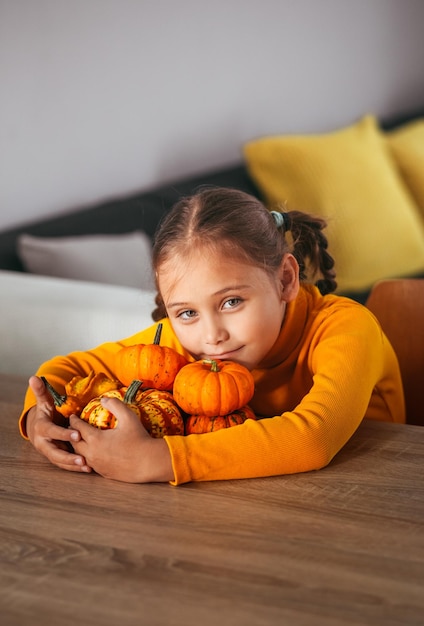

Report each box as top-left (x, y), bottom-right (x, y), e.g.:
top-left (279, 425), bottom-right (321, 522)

top-left (42, 373), bottom-right (120, 418)
top-left (80, 380), bottom-right (184, 437)
top-left (115, 323), bottom-right (188, 390)
top-left (185, 405), bottom-right (257, 434)
top-left (173, 359), bottom-right (255, 417)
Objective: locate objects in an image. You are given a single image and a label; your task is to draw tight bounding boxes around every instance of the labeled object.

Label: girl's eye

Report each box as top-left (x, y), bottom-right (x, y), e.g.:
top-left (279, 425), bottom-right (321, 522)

top-left (178, 309), bottom-right (197, 321)
top-left (222, 297), bottom-right (242, 310)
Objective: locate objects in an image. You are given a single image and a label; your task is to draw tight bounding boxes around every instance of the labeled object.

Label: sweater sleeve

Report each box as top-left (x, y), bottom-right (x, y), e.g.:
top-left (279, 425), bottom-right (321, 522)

top-left (164, 306), bottom-right (404, 485)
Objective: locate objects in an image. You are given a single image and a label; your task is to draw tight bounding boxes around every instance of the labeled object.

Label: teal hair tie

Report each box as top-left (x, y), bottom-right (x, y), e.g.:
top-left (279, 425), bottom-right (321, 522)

top-left (270, 210), bottom-right (286, 230)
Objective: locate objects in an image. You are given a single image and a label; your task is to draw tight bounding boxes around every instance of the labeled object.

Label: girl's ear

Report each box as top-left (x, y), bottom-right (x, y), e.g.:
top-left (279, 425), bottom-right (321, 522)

top-left (278, 253), bottom-right (300, 302)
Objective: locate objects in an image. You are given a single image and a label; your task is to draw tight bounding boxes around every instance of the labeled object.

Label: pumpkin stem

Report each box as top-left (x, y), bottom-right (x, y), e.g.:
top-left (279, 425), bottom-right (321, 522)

top-left (124, 379), bottom-right (142, 404)
top-left (203, 359), bottom-right (219, 372)
top-left (41, 376), bottom-right (66, 407)
top-left (153, 323), bottom-right (163, 345)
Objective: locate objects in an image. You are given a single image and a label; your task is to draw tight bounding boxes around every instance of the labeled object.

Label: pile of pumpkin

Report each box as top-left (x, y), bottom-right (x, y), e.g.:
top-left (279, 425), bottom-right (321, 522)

top-left (43, 323), bottom-right (256, 437)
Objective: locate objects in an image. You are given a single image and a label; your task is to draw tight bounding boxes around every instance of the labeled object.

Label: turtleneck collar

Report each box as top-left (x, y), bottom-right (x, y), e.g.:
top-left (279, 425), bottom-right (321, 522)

top-left (255, 285), bottom-right (315, 370)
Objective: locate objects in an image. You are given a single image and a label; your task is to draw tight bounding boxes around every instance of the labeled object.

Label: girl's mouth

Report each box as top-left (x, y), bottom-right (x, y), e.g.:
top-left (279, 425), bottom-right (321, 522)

top-left (204, 348), bottom-right (242, 360)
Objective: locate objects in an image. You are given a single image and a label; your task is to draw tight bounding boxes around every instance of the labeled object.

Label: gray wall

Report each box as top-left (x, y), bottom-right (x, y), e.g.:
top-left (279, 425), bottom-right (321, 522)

top-left (1, 0), bottom-right (424, 230)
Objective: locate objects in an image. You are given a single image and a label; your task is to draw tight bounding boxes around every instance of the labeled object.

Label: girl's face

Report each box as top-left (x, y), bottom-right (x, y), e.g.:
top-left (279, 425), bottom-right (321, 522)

top-left (158, 249), bottom-right (298, 371)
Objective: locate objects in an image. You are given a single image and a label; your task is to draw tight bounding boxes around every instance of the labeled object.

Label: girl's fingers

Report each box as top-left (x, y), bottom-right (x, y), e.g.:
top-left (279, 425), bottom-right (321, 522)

top-left (29, 375), bottom-right (55, 404)
top-left (99, 397), bottom-right (149, 435)
top-left (69, 414), bottom-right (98, 439)
top-left (35, 437), bottom-right (92, 473)
top-left (38, 420), bottom-right (81, 443)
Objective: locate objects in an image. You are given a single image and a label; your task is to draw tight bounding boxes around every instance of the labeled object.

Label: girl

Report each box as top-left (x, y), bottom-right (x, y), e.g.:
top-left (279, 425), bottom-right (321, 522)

top-left (20, 188), bottom-right (405, 484)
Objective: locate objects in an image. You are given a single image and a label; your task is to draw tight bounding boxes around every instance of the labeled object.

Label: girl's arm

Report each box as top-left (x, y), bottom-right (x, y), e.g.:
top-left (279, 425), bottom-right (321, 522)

top-left (19, 319), bottom-right (185, 476)
top-left (164, 308), bottom-right (404, 485)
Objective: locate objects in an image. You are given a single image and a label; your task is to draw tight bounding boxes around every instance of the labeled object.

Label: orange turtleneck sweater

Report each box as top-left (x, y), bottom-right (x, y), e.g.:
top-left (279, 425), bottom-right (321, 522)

top-left (20, 285), bottom-right (405, 484)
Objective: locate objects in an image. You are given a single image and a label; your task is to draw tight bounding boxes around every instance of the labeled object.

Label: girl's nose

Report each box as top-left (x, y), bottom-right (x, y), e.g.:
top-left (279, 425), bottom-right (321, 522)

top-left (203, 317), bottom-right (229, 345)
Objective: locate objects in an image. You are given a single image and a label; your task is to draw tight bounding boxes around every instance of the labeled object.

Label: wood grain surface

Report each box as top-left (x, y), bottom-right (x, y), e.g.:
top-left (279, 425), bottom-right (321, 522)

top-left (0, 374), bottom-right (423, 626)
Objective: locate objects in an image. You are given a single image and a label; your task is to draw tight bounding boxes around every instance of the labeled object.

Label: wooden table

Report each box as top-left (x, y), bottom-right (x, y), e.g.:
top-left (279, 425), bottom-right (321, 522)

top-left (1, 373), bottom-right (423, 626)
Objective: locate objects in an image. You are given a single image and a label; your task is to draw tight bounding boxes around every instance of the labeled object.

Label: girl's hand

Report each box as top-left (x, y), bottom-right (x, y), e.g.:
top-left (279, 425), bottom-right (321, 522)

top-left (25, 376), bottom-right (92, 473)
top-left (69, 397), bottom-right (174, 483)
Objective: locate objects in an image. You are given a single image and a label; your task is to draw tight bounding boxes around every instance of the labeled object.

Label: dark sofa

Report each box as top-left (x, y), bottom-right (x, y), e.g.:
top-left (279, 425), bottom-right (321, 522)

top-left (0, 164), bottom-right (261, 275)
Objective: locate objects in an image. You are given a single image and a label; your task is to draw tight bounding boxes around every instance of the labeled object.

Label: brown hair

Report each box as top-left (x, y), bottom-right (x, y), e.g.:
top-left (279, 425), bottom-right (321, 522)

top-left (151, 187), bottom-right (336, 320)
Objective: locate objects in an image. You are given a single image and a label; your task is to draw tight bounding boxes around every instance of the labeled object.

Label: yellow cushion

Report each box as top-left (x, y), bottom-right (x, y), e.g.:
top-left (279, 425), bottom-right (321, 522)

top-left (244, 115), bottom-right (424, 293)
top-left (386, 119), bottom-right (424, 214)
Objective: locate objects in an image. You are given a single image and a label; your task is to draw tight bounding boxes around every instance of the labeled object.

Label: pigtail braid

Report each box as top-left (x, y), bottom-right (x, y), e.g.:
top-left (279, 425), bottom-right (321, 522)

top-left (152, 292), bottom-right (167, 321)
top-left (285, 210), bottom-right (337, 295)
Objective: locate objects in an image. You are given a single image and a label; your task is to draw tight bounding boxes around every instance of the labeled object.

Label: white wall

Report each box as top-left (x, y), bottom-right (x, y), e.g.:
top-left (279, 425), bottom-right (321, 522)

top-left (1, 0), bottom-right (424, 230)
